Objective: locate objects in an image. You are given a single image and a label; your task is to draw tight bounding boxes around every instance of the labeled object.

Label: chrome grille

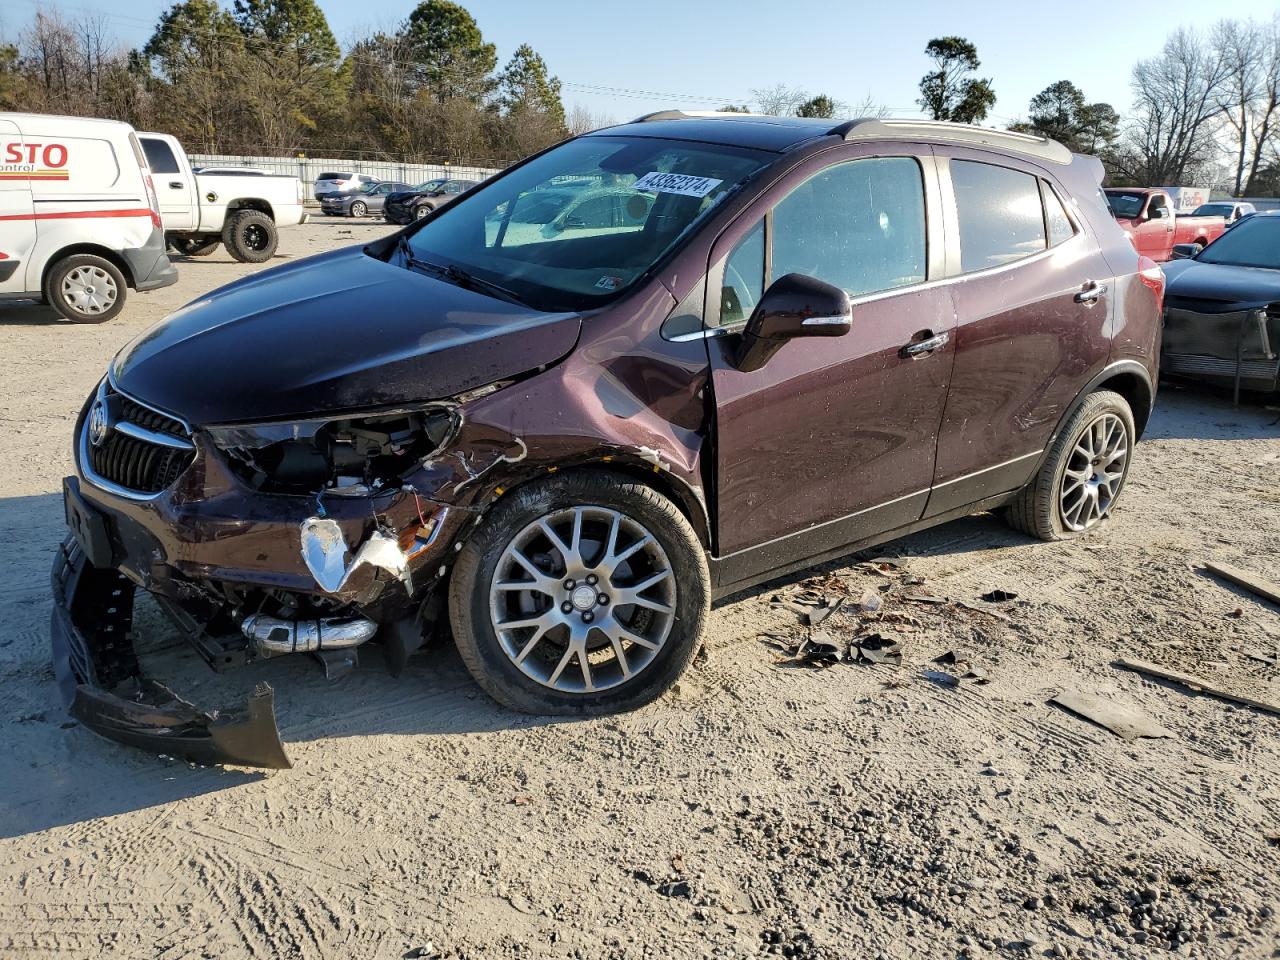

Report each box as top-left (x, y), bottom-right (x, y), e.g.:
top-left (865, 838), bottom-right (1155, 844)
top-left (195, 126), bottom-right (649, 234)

top-left (82, 381), bottom-right (195, 497)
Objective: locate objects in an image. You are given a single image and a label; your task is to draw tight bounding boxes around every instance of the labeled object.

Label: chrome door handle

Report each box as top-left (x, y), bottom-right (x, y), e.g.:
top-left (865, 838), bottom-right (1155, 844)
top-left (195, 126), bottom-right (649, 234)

top-left (1074, 281), bottom-right (1107, 304)
top-left (902, 331), bottom-right (949, 357)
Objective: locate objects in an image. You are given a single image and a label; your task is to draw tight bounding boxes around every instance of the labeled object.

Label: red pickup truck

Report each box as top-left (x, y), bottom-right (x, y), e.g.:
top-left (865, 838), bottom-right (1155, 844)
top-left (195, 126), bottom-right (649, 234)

top-left (1103, 188), bottom-right (1226, 261)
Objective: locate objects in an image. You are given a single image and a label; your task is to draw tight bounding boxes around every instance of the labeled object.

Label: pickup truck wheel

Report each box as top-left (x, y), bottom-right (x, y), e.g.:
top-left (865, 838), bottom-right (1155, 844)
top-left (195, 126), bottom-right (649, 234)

top-left (171, 237), bottom-right (221, 257)
top-left (45, 254), bottom-right (126, 323)
top-left (1003, 390), bottom-right (1135, 541)
top-left (222, 209), bottom-right (277, 263)
top-left (349, 200), bottom-right (367, 218)
top-left (450, 471), bottom-right (710, 715)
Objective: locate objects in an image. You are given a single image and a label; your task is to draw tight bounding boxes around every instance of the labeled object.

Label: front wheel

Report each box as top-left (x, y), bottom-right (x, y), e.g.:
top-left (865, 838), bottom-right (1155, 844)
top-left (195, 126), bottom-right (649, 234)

top-left (1003, 390), bottom-right (1135, 540)
top-left (349, 200), bottom-right (367, 218)
top-left (450, 471), bottom-right (710, 715)
top-left (414, 203), bottom-right (433, 221)
top-left (45, 254), bottom-right (127, 323)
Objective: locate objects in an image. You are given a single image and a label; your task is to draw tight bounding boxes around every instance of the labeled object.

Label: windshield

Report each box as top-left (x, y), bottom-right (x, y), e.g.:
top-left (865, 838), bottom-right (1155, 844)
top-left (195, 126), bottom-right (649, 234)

top-left (1105, 192), bottom-right (1146, 219)
top-left (403, 136), bottom-right (773, 311)
top-left (1192, 203), bottom-right (1232, 217)
top-left (1196, 216), bottom-right (1280, 269)
top-left (415, 179), bottom-right (446, 191)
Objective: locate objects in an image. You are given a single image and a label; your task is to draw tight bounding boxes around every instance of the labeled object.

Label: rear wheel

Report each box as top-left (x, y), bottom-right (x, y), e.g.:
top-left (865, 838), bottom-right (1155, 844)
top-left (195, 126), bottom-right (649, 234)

top-left (450, 471), bottom-right (710, 715)
top-left (170, 236), bottom-right (220, 257)
top-left (45, 254), bottom-right (126, 323)
top-left (222, 209), bottom-right (277, 263)
top-left (349, 200), bottom-right (367, 218)
top-left (1003, 390), bottom-right (1135, 540)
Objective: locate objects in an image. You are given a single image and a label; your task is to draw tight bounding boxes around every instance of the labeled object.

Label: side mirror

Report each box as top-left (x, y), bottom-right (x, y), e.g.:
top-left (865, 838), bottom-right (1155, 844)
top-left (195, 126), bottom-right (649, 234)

top-left (734, 273), bottom-right (851, 372)
top-left (1170, 243), bottom-right (1200, 260)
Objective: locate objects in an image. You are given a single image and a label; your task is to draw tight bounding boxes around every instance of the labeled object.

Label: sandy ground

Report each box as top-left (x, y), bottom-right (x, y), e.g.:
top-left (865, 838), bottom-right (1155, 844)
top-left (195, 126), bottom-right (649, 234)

top-left (1, 219), bottom-right (1278, 960)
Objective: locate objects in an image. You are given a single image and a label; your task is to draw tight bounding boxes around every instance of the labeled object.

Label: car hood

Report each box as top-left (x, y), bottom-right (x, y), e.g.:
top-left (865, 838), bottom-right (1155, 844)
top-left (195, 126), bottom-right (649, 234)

top-left (112, 246), bottom-right (581, 425)
top-left (1162, 259), bottom-right (1280, 308)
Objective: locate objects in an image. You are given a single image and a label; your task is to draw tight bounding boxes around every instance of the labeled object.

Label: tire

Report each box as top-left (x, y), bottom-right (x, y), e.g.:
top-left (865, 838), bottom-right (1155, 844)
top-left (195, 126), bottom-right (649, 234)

top-left (45, 254), bottom-right (127, 323)
top-left (349, 200), bottom-right (367, 218)
top-left (414, 203), bottom-right (433, 221)
top-left (221, 209), bottom-right (277, 263)
top-left (170, 236), bottom-right (220, 257)
top-left (1003, 389), bottom-right (1135, 541)
top-left (450, 470), bottom-right (710, 715)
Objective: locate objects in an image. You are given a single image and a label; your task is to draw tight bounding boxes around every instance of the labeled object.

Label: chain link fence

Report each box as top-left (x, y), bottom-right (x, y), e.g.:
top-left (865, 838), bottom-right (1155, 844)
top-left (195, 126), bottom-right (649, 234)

top-left (189, 154), bottom-right (503, 198)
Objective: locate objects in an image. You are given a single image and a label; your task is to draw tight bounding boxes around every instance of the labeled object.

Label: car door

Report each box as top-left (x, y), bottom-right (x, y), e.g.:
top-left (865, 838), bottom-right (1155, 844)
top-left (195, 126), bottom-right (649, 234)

top-left (706, 145), bottom-right (955, 586)
top-left (1143, 193), bottom-right (1175, 260)
top-left (0, 119), bottom-right (37, 295)
top-left (925, 149), bottom-right (1113, 517)
top-left (370, 183), bottom-right (393, 212)
top-left (140, 136), bottom-right (196, 230)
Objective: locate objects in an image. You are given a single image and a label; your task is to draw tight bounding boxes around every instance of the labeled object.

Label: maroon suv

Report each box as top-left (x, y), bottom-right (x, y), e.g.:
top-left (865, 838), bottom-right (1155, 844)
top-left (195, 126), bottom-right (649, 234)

top-left (53, 112), bottom-right (1163, 767)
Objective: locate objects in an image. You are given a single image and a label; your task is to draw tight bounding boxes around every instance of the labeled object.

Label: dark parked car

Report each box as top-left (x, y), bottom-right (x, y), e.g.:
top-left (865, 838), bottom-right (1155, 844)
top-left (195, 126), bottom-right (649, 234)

top-left (1163, 212), bottom-right (1280, 400)
top-left (320, 180), bottom-right (411, 217)
top-left (384, 178), bottom-right (479, 224)
top-left (52, 112), bottom-right (1162, 768)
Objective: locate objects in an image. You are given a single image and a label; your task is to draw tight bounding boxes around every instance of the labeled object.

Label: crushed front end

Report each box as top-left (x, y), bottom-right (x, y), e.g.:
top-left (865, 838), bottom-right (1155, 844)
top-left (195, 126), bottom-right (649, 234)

top-left (51, 376), bottom-right (472, 768)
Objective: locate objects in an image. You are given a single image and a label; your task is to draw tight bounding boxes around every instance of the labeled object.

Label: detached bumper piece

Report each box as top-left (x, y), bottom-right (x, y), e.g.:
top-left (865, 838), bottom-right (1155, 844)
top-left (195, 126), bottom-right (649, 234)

top-left (50, 538), bottom-right (292, 769)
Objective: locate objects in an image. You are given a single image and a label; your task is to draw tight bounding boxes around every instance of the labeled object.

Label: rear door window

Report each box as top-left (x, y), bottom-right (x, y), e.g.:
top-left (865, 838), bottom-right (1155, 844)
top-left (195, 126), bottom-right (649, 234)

top-left (1042, 181), bottom-right (1076, 247)
top-left (141, 138), bottom-right (180, 174)
top-left (951, 160), bottom-right (1047, 272)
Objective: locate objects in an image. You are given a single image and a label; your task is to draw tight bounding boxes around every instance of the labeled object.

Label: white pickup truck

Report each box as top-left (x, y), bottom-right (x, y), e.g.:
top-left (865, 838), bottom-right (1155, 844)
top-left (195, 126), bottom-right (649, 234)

top-left (137, 132), bottom-right (308, 263)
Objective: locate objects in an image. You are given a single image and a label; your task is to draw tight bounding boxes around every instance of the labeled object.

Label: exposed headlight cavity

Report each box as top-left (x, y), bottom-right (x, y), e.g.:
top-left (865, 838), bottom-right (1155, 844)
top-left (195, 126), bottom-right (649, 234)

top-left (208, 407), bottom-right (458, 493)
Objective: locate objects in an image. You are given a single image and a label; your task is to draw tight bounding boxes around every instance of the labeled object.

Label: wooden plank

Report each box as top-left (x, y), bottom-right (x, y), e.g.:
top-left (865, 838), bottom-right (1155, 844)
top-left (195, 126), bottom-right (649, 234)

top-left (1204, 561), bottom-right (1280, 607)
top-left (1050, 690), bottom-right (1173, 740)
top-left (1115, 658), bottom-right (1280, 716)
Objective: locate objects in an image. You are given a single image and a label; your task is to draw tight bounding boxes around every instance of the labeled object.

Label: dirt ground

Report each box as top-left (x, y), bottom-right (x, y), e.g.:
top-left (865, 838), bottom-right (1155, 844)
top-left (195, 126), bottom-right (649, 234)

top-left (1, 219), bottom-right (1278, 960)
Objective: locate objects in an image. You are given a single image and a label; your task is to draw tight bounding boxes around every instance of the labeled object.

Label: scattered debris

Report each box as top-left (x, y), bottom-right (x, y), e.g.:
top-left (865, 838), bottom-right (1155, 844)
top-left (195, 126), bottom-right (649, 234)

top-left (1204, 561), bottom-right (1280, 608)
top-left (656, 879), bottom-right (692, 899)
top-left (952, 599), bottom-right (1012, 622)
top-left (934, 649), bottom-right (991, 685)
top-left (1245, 650), bottom-right (1276, 667)
top-left (903, 591), bottom-right (947, 605)
top-left (1116, 658), bottom-right (1280, 716)
top-left (403, 943), bottom-right (437, 959)
top-left (922, 669), bottom-right (961, 688)
top-left (795, 631), bottom-right (844, 666)
top-left (980, 589), bottom-right (1018, 603)
top-left (807, 597), bottom-right (844, 626)
top-left (1049, 690), bottom-right (1173, 740)
top-left (512, 794), bottom-right (532, 806)
top-left (856, 590), bottom-right (882, 614)
top-left (853, 633), bottom-right (903, 665)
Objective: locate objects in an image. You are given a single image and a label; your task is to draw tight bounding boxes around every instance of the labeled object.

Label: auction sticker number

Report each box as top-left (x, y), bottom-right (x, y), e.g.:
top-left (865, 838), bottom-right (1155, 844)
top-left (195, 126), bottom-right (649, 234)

top-left (632, 171), bottom-right (723, 198)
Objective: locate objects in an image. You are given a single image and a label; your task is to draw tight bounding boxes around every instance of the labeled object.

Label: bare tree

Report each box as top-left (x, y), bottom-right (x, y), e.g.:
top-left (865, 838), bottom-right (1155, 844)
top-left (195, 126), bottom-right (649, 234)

top-left (566, 104), bottom-right (614, 136)
top-left (1242, 17), bottom-right (1280, 195)
top-left (1214, 18), bottom-right (1265, 195)
top-left (751, 83), bottom-right (809, 117)
top-left (1116, 27), bottom-right (1232, 184)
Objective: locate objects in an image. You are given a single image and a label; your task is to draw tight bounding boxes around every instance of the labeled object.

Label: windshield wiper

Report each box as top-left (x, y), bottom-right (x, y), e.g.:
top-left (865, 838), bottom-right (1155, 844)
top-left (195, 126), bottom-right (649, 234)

top-left (397, 237), bottom-right (526, 306)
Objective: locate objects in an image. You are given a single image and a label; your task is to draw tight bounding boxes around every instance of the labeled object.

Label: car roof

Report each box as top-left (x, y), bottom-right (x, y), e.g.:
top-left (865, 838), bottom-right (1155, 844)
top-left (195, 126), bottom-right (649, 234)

top-left (592, 111), bottom-right (1072, 164)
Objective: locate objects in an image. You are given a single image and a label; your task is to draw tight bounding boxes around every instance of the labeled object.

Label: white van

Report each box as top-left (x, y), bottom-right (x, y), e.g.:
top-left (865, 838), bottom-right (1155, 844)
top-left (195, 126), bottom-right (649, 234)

top-left (0, 112), bottom-right (176, 323)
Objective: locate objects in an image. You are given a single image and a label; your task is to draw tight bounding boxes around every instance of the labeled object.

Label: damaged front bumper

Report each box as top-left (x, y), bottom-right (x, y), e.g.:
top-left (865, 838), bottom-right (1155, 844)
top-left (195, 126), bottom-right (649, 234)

top-left (51, 537), bottom-right (292, 768)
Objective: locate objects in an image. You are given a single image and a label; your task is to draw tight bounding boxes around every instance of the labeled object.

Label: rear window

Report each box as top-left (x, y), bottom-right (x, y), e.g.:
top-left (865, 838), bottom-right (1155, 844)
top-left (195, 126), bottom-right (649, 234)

top-left (141, 138), bottom-right (180, 174)
top-left (317, 172), bottom-right (348, 181)
top-left (952, 160), bottom-right (1047, 272)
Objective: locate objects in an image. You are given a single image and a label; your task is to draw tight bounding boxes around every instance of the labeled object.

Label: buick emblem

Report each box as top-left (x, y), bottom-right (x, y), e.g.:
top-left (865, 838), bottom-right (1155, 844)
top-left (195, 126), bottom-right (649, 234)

top-left (88, 400), bottom-right (110, 447)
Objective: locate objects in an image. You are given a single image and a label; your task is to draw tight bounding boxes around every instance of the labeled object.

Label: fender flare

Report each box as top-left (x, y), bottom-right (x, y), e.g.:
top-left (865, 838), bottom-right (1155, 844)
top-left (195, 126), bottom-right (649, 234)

top-left (1029, 359), bottom-right (1154, 478)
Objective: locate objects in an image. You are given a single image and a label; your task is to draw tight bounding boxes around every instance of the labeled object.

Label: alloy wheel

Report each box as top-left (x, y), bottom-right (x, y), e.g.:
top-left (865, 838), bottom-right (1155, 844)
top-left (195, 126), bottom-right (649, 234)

top-left (488, 505), bottom-right (676, 693)
top-left (61, 266), bottom-right (118, 317)
top-left (1059, 413), bottom-right (1128, 532)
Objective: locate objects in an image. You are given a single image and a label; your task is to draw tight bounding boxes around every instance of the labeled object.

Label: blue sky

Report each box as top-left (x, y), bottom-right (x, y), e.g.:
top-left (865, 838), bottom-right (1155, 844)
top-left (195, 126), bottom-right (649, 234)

top-left (4, 0), bottom-right (1277, 122)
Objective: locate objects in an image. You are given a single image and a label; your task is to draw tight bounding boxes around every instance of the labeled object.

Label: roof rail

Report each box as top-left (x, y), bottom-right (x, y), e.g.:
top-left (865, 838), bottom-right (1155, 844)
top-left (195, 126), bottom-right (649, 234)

top-left (630, 109), bottom-right (769, 123)
top-left (833, 118), bottom-right (1072, 165)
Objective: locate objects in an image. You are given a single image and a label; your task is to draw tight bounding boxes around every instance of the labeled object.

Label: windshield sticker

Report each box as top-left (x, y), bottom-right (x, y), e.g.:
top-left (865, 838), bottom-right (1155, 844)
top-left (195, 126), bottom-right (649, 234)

top-left (595, 275), bottom-right (624, 291)
top-left (632, 171), bottom-right (723, 198)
